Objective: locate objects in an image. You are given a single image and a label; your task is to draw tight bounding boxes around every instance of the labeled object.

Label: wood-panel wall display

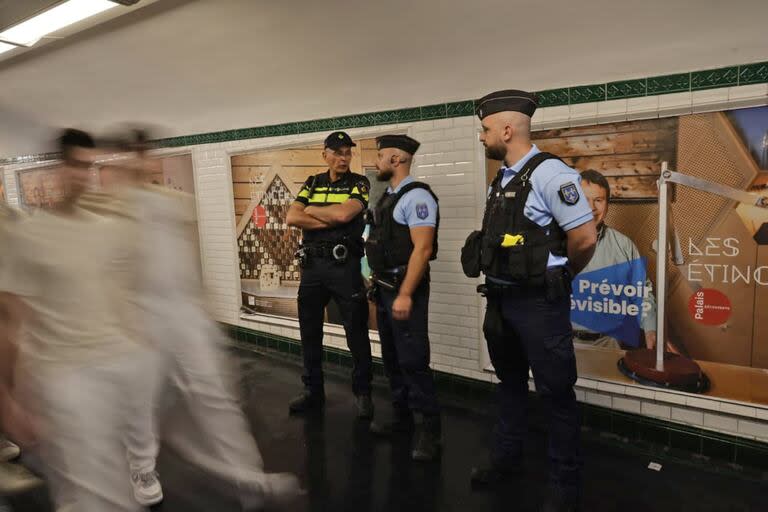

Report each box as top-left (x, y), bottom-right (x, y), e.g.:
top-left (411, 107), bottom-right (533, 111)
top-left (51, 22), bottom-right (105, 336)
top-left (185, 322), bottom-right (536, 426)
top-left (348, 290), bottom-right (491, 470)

top-left (532, 118), bottom-right (678, 202)
top-left (233, 140), bottom-right (380, 329)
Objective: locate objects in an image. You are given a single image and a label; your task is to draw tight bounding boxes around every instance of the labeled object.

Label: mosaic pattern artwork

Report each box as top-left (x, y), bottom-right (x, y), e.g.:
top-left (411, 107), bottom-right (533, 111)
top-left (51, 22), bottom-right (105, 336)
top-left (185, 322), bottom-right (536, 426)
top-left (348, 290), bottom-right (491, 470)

top-left (237, 175), bottom-right (302, 282)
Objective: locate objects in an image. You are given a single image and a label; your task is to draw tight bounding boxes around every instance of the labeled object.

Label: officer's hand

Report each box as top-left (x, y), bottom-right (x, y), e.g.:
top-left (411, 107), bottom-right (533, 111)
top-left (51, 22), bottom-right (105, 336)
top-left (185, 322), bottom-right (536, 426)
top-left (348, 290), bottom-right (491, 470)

top-left (392, 294), bottom-right (413, 321)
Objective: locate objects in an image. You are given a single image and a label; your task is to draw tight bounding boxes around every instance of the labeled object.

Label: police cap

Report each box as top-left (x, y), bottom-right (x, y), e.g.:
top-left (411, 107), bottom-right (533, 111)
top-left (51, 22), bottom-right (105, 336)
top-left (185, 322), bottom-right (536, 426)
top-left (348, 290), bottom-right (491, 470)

top-left (376, 134), bottom-right (421, 155)
top-left (324, 131), bottom-right (357, 150)
top-left (475, 89), bottom-right (538, 119)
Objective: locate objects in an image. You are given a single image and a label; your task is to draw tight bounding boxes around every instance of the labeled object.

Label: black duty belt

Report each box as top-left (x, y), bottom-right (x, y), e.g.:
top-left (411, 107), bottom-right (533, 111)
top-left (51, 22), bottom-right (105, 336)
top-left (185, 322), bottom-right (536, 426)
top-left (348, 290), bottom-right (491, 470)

top-left (572, 330), bottom-right (603, 341)
top-left (371, 267), bottom-right (406, 290)
top-left (302, 242), bottom-right (350, 260)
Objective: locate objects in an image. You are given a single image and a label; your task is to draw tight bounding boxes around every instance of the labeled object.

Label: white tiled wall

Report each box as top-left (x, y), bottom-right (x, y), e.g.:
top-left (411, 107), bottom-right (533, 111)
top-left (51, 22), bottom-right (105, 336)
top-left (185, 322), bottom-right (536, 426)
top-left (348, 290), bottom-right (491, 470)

top-left (3, 85), bottom-right (768, 443)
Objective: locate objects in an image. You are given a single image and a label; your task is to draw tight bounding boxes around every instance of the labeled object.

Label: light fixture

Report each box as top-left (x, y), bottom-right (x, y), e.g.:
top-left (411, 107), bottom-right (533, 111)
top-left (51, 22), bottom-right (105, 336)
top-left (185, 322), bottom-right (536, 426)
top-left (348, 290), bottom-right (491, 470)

top-left (0, 0), bottom-right (117, 48)
top-left (0, 42), bottom-right (16, 56)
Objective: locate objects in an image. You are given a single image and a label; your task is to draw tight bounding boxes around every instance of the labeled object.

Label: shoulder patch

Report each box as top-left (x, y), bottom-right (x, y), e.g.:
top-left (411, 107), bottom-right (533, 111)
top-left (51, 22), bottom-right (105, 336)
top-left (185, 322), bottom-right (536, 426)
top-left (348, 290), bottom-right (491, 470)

top-left (415, 202), bottom-right (429, 220)
top-left (558, 182), bottom-right (580, 205)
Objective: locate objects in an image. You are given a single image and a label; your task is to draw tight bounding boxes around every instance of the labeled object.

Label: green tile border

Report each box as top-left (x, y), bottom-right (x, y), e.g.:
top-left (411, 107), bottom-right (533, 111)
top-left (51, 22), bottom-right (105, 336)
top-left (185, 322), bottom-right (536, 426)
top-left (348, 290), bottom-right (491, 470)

top-left (3, 60), bottom-right (767, 165)
top-left (225, 323), bottom-right (768, 475)
top-left (606, 78), bottom-right (647, 99)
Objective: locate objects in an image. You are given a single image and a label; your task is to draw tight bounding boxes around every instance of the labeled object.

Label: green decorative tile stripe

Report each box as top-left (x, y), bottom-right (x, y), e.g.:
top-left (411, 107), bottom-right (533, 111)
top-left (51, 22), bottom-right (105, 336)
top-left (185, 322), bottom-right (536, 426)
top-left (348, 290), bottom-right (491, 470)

top-left (225, 323), bottom-right (768, 474)
top-left (3, 60), bottom-right (767, 164)
top-left (691, 66), bottom-right (739, 90)
top-left (647, 72), bottom-right (692, 95)
top-left (606, 79), bottom-right (647, 99)
top-left (0, 151), bottom-right (61, 165)
top-left (569, 84), bottom-right (607, 104)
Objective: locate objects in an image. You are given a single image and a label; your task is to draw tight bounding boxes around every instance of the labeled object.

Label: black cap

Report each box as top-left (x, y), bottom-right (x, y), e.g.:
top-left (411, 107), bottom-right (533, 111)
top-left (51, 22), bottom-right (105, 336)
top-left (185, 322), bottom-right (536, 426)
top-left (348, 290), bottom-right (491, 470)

top-left (324, 131), bottom-right (357, 150)
top-left (376, 134), bottom-right (421, 155)
top-left (475, 89), bottom-right (538, 119)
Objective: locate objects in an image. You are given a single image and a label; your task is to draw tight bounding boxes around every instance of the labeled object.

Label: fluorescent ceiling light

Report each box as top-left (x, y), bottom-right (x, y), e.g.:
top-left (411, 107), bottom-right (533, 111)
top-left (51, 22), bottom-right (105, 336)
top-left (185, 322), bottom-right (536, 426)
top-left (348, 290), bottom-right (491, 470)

top-left (0, 42), bottom-right (16, 56)
top-left (0, 0), bottom-right (117, 47)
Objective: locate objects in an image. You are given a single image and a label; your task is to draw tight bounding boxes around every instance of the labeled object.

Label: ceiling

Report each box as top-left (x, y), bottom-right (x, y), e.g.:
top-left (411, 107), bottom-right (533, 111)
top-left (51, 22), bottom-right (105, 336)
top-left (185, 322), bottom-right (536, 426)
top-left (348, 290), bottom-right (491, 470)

top-left (1, 0), bottom-right (767, 158)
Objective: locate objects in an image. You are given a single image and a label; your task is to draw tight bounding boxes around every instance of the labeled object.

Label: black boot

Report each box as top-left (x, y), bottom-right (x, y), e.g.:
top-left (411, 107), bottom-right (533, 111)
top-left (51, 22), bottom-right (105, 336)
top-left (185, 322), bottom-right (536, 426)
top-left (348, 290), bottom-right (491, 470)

top-left (288, 391), bottom-right (325, 415)
top-left (411, 414), bottom-right (441, 461)
top-left (470, 462), bottom-right (522, 490)
top-left (355, 394), bottom-right (375, 419)
top-left (370, 408), bottom-right (414, 436)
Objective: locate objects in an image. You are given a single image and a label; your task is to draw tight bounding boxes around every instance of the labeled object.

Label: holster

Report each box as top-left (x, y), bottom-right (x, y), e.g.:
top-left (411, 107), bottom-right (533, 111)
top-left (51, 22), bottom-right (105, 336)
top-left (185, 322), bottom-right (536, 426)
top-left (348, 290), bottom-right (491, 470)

top-left (544, 266), bottom-right (573, 302)
top-left (478, 283), bottom-right (505, 338)
top-left (372, 275), bottom-right (399, 293)
top-left (366, 281), bottom-right (379, 303)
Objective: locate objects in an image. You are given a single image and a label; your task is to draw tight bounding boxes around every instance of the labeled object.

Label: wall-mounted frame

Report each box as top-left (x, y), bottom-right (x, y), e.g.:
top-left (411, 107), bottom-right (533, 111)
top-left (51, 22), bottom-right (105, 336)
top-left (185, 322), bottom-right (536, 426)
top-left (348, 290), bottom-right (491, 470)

top-left (15, 162), bottom-right (69, 209)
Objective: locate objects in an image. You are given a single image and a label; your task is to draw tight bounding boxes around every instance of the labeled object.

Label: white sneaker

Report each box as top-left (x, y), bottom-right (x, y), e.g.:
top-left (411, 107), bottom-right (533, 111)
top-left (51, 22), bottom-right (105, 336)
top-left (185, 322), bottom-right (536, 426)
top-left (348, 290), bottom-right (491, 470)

top-left (130, 470), bottom-right (163, 506)
top-left (0, 439), bottom-right (20, 463)
top-left (0, 462), bottom-right (44, 496)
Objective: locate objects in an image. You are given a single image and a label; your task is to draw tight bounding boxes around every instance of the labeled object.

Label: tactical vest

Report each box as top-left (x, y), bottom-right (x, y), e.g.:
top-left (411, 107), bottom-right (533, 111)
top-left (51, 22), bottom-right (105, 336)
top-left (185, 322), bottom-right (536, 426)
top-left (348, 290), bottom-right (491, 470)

top-left (480, 152), bottom-right (567, 284)
top-left (366, 182), bottom-right (439, 272)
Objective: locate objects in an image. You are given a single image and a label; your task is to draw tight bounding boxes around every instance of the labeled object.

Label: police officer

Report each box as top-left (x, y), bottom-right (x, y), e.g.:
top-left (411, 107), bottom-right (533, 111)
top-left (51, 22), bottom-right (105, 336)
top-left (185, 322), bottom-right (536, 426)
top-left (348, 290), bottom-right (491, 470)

top-left (464, 91), bottom-right (597, 512)
top-left (286, 131), bottom-right (374, 418)
top-left (365, 134), bottom-right (442, 461)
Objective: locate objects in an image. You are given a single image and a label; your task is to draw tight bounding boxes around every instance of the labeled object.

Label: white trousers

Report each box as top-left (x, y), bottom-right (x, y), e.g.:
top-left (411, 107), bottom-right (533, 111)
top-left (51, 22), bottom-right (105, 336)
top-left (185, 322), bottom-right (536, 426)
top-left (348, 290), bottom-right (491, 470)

top-left (124, 306), bottom-right (266, 492)
top-left (19, 348), bottom-right (154, 512)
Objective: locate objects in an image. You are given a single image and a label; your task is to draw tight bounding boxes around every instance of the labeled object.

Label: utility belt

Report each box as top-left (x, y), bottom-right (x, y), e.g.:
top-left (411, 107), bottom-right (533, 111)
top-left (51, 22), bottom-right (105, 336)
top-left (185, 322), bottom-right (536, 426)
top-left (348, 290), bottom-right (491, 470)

top-left (478, 266), bottom-right (573, 338)
top-left (371, 266), bottom-right (407, 291)
top-left (367, 266), bottom-right (429, 302)
top-left (296, 240), bottom-right (359, 268)
top-left (477, 266), bottom-right (573, 299)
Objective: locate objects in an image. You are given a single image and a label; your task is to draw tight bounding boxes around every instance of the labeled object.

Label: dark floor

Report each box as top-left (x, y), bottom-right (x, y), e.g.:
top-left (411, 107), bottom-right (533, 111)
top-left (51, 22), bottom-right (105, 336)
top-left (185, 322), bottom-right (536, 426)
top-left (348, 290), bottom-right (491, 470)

top-left (5, 348), bottom-right (768, 512)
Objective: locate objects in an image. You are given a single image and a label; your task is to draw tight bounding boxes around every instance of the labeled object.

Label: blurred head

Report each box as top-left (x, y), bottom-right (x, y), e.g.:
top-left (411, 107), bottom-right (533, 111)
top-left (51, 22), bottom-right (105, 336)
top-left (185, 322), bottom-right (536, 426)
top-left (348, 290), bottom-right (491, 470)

top-left (98, 128), bottom-right (156, 190)
top-left (58, 128), bottom-right (96, 200)
top-left (580, 169), bottom-right (610, 227)
top-left (323, 131), bottom-right (356, 174)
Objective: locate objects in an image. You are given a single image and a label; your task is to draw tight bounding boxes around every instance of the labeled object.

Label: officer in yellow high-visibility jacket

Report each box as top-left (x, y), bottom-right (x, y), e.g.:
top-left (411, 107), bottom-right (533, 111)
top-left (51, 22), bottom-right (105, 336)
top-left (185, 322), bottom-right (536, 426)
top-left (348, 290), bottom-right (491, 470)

top-left (286, 131), bottom-right (374, 418)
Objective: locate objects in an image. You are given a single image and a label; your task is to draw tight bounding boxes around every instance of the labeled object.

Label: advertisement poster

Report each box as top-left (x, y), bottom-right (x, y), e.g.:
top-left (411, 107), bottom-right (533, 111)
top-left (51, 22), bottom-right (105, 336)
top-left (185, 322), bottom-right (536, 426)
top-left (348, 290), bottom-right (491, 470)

top-left (232, 140), bottom-right (385, 328)
top-left (526, 106), bottom-right (768, 375)
top-left (16, 155), bottom-right (195, 209)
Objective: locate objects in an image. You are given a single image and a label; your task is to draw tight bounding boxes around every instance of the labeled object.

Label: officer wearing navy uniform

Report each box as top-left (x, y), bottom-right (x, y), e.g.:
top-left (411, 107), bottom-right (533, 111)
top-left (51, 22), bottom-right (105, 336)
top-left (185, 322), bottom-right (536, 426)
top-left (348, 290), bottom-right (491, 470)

top-left (365, 134), bottom-right (442, 461)
top-left (286, 131), bottom-right (374, 418)
top-left (463, 91), bottom-right (597, 512)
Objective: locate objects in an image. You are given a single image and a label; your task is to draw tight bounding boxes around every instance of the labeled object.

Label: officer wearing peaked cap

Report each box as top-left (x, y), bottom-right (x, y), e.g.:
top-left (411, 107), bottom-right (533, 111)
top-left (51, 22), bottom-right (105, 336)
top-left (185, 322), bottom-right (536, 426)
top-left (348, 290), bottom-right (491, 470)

top-left (365, 134), bottom-right (443, 461)
top-left (286, 131), bottom-right (374, 419)
top-left (463, 90), bottom-right (597, 512)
